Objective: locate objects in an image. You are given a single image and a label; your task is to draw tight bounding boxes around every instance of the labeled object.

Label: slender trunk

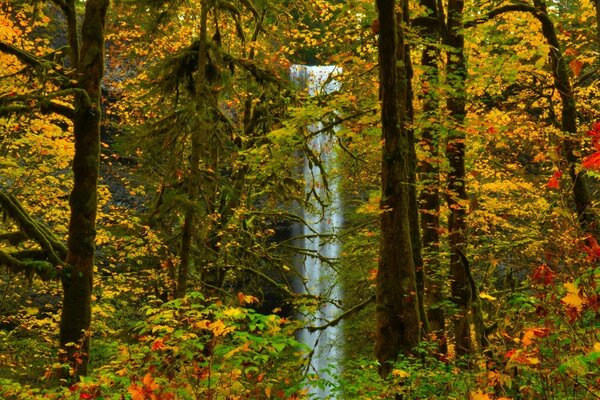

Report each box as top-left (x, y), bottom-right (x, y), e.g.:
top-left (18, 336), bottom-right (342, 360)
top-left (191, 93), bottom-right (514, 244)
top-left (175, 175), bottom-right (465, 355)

top-left (445, 0), bottom-right (473, 356)
top-left (177, 0), bottom-right (209, 298)
top-left (416, 0), bottom-right (446, 351)
top-left (533, 0), bottom-right (597, 239)
top-left (59, 0), bottom-right (109, 380)
top-left (376, 0), bottom-right (421, 378)
top-left (400, 0), bottom-right (428, 335)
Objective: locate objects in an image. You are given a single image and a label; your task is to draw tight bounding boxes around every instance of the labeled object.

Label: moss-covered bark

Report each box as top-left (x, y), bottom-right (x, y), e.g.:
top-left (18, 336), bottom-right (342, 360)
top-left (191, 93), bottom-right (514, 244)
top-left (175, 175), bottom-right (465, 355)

top-left (415, 0), bottom-right (446, 351)
top-left (445, 0), bottom-right (473, 356)
top-left (176, 0), bottom-right (209, 298)
top-left (375, 0), bottom-right (421, 378)
top-left (58, 0), bottom-right (109, 380)
top-left (399, 0), bottom-right (427, 335)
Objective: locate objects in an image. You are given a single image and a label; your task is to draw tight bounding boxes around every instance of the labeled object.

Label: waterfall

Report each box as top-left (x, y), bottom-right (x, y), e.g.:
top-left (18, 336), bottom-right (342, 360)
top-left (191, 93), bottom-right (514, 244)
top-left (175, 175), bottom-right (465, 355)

top-left (290, 65), bottom-right (343, 399)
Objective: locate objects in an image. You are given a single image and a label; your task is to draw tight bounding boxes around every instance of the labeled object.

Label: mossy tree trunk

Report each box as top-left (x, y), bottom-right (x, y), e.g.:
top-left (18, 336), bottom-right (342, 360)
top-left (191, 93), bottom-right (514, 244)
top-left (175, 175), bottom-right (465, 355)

top-left (59, 0), bottom-right (109, 380)
top-left (399, 0), bottom-right (428, 335)
top-left (416, 0), bottom-right (446, 351)
top-left (375, 0), bottom-right (421, 378)
top-left (445, 0), bottom-right (473, 356)
top-left (176, 0), bottom-right (209, 299)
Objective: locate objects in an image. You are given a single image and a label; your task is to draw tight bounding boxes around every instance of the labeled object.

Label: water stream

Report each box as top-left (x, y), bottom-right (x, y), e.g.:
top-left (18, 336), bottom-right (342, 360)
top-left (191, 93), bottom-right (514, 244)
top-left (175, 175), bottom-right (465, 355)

top-left (290, 65), bottom-right (343, 399)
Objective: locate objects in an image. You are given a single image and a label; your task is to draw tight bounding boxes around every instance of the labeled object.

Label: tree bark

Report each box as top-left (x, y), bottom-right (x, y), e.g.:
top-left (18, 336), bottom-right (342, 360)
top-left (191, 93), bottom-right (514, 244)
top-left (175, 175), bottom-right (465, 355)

top-left (415, 0), bottom-right (446, 351)
top-left (400, 0), bottom-right (428, 336)
top-left (59, 0), bottom-right (109, 380)
top-left (375, 0), bottom-right (421, 378)
top-left (445, 0), bottom-right (473, 356)
top-left (177, 0), bottom-right (209, 298)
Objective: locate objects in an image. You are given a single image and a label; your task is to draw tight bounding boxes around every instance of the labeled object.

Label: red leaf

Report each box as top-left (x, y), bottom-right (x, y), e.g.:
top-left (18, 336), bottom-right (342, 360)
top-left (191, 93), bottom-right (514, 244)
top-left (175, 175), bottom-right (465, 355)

top-left (583, 236), bottom-right (600, 261)
top-left (532, 264), bottom-right (555, 285)
top-left (582, 152), bottom-right (600, 169)
top-left (546, 170), bottom-right (562, 189)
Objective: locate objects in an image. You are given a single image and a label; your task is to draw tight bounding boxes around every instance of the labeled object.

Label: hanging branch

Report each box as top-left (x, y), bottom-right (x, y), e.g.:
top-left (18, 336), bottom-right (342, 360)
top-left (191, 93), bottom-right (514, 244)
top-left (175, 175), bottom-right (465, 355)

top-left (0, 41), bottom-right (73, 88)
top-left (0, 191), bottom-right (67, 265)
top-left (0, 250), bottom-right (58, 281)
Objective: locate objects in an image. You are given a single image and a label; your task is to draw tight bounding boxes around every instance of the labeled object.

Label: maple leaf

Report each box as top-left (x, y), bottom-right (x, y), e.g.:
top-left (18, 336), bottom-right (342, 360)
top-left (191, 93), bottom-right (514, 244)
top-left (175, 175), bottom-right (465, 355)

top-left (583, 237), bottom-right (600, 261)
top-left (522, 327), bottom-right (550, 346)
top-left (237, 292), bottom-right (258, 305)
top-left (582, 152), bottom-right (600, 169)
top-left (546, 170), bottom-right (562, 189)
top-left (151, 338), bottom-right (166, 351)
top-left (532, 264), bottom-right (555, 285)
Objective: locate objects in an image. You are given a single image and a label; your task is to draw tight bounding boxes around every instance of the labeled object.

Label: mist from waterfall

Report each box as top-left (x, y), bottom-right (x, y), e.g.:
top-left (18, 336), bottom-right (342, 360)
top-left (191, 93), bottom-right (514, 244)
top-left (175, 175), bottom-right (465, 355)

top-left (290, 65), bottom-right (343, 399)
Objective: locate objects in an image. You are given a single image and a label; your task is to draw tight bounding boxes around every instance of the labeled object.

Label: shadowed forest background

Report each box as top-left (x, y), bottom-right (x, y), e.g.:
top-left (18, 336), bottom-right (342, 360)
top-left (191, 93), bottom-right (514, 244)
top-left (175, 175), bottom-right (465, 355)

top-left (0, 0), bottom-right (599, 399)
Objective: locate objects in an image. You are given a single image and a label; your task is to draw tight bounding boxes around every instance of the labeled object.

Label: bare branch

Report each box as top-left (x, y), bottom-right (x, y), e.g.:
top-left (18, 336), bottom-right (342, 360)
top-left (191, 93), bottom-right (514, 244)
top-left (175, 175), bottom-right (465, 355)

top-left (307, 295), bottom-right (375, 332)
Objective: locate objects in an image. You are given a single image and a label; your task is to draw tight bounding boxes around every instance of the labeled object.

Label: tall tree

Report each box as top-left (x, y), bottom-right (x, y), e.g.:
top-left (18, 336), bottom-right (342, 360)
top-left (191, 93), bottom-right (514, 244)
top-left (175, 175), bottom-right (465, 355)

top-left (400, 0), bottom-right (428, 334)
top-left (415, 0), bottom-right (446, 349)
top-left (0, 0), bottom-right (110, 379)
top-left (375, 0), bottom-right (421, 378)
top-left (176, 0), bottom-right (209, 298)
top-left (59, 0), bottom-right (110, 379)
top-left (445, 0), bottom-right (473, 355)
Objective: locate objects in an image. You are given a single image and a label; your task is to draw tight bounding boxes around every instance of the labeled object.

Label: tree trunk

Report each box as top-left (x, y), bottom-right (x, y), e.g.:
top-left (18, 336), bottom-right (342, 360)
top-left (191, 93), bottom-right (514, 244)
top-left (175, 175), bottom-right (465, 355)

top-left (59, 0), bottom-right (109, 380)
top-left (416, 0), bottom-right (446, 351)
top-left (177, 0), bottom-right (209, 298)
top-left (445, 0), bottom-right (473, 356)
top-left (400, 0), bottom-right (428, 335)
top-left (375, 0), bottom-right (421, 378)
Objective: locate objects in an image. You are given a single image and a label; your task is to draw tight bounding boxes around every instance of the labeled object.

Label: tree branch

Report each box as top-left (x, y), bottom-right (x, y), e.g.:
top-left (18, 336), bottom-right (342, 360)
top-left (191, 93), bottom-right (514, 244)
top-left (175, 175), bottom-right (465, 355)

top-left (0, 41), bottom-right (73, 87)
top-left (464, 3), bottom-right (551, 29)
top-left (0, 191), bottom-right (67, 264)
top-left (307, 295), bottom-right (375, 332)
top-left (0, 249), bottom-right (58, 281)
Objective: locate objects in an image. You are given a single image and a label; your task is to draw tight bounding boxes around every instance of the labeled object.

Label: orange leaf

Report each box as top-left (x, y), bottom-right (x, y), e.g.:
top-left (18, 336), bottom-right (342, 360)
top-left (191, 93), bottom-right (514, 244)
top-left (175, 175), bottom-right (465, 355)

top-left (569, 59), bottom-right (584, 77)
top-left (151, 338), bottom-right (166, 351)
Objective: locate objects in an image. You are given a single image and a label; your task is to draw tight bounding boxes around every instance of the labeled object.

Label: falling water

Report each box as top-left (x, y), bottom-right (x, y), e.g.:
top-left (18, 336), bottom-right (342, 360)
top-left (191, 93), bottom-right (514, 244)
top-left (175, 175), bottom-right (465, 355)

top-left (290, 65), bottom-right (343, 399)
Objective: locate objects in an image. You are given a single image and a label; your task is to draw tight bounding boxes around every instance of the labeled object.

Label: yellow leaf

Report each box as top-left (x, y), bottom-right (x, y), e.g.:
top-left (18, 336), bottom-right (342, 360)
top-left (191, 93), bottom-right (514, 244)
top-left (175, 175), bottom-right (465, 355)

top-left (392, 369), bottom-right (410, 378)
top-left (479, 292), bottom-right (497, 301)
top-left (25, 307), bottom-right (39, 315)
top-left (562, 282), bottom-right (583, 310)
top-left (209, 320), bottom-right (234, 336)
